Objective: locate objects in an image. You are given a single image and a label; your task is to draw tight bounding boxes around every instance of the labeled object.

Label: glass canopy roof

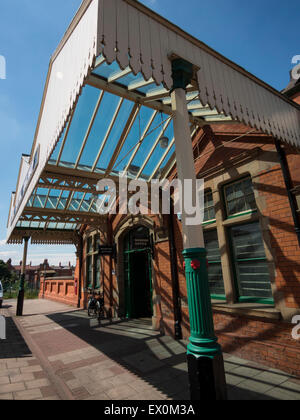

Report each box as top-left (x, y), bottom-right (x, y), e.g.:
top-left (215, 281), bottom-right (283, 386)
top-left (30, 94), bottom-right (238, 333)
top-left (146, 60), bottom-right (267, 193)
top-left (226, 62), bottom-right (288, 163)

top-left (14, 54), bottom-right (233, 238)
top-left (49, 85), bottom-right (175, 180)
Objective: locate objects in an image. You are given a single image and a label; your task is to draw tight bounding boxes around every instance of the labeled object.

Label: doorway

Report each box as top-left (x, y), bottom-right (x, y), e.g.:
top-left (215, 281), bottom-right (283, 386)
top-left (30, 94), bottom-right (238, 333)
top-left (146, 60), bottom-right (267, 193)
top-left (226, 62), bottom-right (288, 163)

top-left (123, 226), bottom-right (153, 319)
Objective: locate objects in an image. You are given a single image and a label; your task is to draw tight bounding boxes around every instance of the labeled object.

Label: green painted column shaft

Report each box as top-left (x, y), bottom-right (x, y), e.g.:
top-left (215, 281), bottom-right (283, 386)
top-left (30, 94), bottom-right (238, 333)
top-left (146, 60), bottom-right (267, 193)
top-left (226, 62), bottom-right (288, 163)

top-left (183, 248), bottom-right (221, 358)
top-left (19, 273), bottom-right (25, 292)
top-left (171, 57), bottom-right (227, 399)
top-left (16, 236), bottom-right (30, 317)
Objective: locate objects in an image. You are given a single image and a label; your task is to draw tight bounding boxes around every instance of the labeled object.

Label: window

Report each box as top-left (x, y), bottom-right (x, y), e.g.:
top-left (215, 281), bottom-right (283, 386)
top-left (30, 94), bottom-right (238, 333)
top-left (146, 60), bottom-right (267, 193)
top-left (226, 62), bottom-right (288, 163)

top-left (86, 255), bottom-right (93, 289)
top-left (86, 234), bottom-right (101, 290)
top-left (203, 191), bottom-right (216, 222)
top-left (204, 229), bottom-right (225, 298)
top-left (295, 193), bottom-right (300, 211)
top-left (224, 177), bottom-right (256, 218)
top-left (229, 222), bottom-right (273, 303)
top-left (87, 236), bottom-right (93, 253)
top-left (95, 255), bottom-right (101, 289)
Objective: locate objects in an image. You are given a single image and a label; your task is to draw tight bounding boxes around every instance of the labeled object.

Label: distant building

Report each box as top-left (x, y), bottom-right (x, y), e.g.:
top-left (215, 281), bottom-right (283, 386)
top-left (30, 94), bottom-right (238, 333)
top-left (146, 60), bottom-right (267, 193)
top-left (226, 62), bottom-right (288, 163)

top-left (6, 258), bottom-right (74, 289)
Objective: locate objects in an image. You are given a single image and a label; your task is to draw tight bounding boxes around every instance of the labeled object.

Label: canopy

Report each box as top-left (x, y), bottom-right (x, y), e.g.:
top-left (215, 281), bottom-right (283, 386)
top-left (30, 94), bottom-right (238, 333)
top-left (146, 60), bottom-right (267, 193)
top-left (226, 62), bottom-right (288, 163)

top-left (7, 0), bottom-right (300, 245)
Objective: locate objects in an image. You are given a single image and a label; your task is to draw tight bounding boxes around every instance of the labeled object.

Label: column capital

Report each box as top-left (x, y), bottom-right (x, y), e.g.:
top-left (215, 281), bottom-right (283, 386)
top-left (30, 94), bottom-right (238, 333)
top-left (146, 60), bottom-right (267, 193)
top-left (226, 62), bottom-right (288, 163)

top-left (171, 58), bottom-right (194, 92)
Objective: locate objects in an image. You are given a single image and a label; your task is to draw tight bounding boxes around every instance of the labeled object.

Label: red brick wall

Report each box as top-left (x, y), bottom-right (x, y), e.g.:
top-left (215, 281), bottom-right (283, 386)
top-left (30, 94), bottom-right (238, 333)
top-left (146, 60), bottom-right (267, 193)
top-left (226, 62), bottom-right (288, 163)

top-left (39, 276), bottom-right (78, 307)
top-left (153, 239), bottom-right (174, 335)
top-left (257, 161), bottom-right (300, 309)
top-left (79, 122), bottom-right (300, 377)
top-left (177, 125), bottom-right (300, 311)
top-left (179, 309), bottom-right (300, 377)
top-left (291, 92), bottom-right (300, 105)
top-left (167, 124), bottom-right (300, 377)
top-left (102, 254), bottom-right (113, 317)
top-left (214, 313), bottom-right (300, 377)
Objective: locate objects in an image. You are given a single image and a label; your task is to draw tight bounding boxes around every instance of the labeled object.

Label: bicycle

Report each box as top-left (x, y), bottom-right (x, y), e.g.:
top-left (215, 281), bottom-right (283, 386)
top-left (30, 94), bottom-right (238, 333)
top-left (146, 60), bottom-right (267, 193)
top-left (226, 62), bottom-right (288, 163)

top-left (87, 290), bottom-right (105, 319)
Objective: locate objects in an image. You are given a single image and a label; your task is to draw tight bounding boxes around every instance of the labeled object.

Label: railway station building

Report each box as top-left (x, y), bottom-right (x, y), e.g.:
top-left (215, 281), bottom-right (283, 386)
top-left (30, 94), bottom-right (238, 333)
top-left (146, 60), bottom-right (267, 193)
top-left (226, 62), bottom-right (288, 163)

top-left (7, 0), bottom-right (300, 397)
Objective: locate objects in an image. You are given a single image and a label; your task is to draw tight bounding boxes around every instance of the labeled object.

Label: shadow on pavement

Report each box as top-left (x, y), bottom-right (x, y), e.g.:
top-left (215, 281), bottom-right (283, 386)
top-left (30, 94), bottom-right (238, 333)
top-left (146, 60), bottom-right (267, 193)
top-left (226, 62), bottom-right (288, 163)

top-left (0, 317), bottom-right (32, 359)
top-left (46, 310), bottom-right (277, 400)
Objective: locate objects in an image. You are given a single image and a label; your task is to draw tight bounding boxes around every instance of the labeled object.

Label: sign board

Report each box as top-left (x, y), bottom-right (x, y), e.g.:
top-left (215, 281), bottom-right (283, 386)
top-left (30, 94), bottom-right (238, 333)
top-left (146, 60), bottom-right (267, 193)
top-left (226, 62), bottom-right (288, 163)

top-left (133, 238), bottom-right (150, 249)
top-left (98, 244), bottom-right (116, 258)
top-left (132, 234), bottom-right (155, 259)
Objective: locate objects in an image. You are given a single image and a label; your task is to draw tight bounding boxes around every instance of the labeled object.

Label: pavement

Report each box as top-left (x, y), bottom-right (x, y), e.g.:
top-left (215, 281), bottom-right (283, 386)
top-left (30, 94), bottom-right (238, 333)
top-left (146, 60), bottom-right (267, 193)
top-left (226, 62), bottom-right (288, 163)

top-left (0, 298), bottom-right (300, 401)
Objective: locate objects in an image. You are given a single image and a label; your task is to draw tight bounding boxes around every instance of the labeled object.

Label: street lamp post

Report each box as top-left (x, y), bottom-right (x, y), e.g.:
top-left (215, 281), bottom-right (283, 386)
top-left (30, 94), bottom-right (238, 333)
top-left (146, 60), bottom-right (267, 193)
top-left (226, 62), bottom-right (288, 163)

top-left (16, 236), bottom-right (30, 317)
top-left (170, 58), bottom-right (227, 400)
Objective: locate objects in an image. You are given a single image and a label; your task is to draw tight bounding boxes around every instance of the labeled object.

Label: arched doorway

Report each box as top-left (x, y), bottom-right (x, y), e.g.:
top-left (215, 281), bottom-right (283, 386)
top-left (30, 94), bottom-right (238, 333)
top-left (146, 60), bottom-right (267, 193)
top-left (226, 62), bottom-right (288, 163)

top-left (123, 226), bottom-right (153, 319)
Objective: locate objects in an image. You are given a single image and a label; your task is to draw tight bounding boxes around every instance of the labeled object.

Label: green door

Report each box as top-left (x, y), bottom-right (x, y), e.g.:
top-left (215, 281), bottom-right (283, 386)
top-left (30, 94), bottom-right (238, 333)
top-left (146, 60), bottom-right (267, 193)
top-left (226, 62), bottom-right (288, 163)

top-left (124, 227), bottom-right (153, 318)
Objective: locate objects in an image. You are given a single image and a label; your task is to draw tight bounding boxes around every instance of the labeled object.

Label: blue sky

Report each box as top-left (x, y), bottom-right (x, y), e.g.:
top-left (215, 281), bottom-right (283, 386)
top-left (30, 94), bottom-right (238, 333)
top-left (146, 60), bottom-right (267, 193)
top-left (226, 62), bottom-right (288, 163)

top-left (0, 0), bottom-right (299, 265)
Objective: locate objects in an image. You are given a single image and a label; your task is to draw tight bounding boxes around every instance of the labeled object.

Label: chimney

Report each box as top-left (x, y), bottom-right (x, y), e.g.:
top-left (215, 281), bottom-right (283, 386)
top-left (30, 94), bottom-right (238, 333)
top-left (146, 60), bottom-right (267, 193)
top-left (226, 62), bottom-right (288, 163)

top-left (282, 69), bottom-right (300, 104)
top-left (69, 261), bottom-right (71, 268)
top-left (59, 262), bottom-right (62, 268)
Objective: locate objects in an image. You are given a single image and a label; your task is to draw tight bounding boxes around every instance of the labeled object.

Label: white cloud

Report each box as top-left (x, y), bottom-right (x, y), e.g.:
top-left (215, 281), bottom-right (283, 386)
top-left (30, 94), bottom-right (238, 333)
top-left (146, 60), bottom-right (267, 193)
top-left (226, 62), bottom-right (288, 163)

top-left (0, 242), bottom-right (76, 266)
top-left (143, 0), bottom-right (157, 5)
top-left (0, 251), bottom-right (18, 256)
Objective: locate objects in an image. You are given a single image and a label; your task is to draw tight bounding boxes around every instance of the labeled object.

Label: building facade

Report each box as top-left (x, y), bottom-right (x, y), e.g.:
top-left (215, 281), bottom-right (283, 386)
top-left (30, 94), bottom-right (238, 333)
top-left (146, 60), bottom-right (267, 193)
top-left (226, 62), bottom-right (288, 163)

top-left (7, 1), bottom-right (300, 393)
top-left (8, 258), bottom-right (74, 290)
top-left (71, 75), bottom-right (300, 377)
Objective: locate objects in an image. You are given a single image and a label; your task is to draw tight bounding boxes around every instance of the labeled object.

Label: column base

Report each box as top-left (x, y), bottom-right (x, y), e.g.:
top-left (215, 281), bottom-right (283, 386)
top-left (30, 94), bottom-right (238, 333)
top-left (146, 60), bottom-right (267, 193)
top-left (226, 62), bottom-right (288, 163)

top-left (187, 337), bottom-right (221, 358)
top-left (16, 290), bottom-right (25, 317)
top-left (187, 353), bottom-right (227, 401)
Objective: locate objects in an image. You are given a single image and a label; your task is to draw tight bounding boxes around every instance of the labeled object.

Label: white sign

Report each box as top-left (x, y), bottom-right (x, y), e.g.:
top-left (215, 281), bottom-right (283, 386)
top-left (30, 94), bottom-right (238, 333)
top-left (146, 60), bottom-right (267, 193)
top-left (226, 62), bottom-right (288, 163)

top-left (0, 316), bottom-right (6, 340)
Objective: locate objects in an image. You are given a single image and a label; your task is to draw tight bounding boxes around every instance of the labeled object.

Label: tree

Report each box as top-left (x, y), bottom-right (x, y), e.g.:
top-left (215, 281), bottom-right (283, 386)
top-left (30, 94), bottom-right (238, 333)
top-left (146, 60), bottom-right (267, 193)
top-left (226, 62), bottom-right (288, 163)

top-left (0, 260), bottom-right (11, 280)
top-left (0, 260), bottom-right (16, 291)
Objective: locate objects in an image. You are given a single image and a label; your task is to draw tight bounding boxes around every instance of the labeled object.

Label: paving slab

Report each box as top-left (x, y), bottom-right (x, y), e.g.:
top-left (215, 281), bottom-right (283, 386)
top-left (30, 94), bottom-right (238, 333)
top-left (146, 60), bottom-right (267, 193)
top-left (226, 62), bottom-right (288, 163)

top-left (0, 304), bottom-right (61, 400)
top-left (2, 299), bottom-right (300, 400)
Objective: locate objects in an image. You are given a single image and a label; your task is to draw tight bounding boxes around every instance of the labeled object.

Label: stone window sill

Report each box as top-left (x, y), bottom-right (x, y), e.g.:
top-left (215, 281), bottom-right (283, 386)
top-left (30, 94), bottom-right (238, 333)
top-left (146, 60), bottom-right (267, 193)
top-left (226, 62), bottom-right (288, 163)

top-left (222, 212), bottom-right (259, 227)
top-left (211, 301), bottom-right (281, 320)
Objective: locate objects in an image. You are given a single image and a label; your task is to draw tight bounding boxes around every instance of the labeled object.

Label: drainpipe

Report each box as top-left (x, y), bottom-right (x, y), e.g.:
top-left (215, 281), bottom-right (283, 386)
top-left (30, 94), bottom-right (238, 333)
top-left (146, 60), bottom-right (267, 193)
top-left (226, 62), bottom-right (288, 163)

top-left (108, 219), bottom-right (114, 319)
top-left (77, 233), bottom-right (83, 309)
top-left (168, 198), bottom-right (183, 340)
top-left (274, 139), bottom-right (300, 247)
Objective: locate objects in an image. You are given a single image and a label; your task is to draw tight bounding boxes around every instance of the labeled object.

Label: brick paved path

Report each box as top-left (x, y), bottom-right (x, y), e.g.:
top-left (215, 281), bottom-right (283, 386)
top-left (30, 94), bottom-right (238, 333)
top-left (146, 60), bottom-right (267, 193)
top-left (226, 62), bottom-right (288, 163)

top-left (1, 299), bottom-right (300, 400)
top-left (0, 305), bottom-right (60, 400)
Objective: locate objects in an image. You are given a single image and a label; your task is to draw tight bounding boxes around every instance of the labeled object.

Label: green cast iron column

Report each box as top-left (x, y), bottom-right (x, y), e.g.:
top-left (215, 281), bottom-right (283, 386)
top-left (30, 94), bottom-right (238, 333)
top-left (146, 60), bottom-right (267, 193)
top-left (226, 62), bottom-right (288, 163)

top-left (16, 236), bottom-right (30, 317)
top-left (183, 248), bottom-right (221, 357)
top-left (171, 58), bottom-right (227, 400)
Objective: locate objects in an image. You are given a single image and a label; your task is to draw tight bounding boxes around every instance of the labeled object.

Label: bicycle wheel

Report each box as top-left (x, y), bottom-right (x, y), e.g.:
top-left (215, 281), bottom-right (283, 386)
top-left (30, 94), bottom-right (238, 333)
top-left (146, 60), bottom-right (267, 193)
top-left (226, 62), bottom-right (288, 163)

top-left (88, 302), bottom-right (94, 317)
top-left (99, 307), bottom-right (104, 319)
top-left (94, 302), bottom-right (99, 319)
